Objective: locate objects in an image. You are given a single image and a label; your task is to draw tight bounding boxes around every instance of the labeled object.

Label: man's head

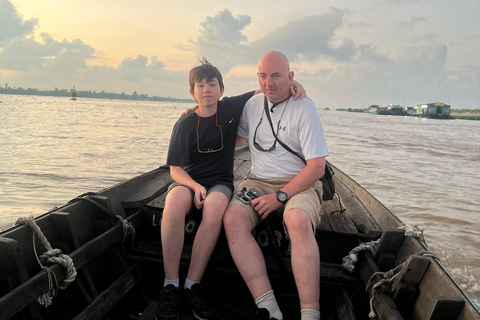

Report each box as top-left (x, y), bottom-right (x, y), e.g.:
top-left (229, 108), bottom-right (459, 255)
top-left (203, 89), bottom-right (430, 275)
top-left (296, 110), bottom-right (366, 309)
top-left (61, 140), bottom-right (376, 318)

top-left (257, 51), bottom-right (294, 103)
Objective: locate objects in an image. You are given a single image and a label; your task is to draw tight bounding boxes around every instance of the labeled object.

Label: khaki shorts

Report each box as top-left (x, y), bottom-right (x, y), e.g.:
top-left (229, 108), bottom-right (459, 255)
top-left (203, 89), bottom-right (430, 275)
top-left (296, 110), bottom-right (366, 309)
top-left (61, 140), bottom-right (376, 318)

top-left (230, 173), bottom-right (324, 235)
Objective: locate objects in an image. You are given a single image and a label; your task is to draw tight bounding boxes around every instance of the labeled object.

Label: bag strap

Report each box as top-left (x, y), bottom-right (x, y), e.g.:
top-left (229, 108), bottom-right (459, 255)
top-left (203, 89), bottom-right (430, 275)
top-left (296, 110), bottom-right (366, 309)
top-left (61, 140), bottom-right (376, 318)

top-left (263, 96), bottom-right (307, 165)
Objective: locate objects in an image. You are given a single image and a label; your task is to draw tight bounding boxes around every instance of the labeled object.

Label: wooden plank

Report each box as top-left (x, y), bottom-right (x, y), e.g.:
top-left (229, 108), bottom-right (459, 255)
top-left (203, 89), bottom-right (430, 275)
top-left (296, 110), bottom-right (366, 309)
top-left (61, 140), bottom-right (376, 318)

top-left (356, 251), bottom-right (404, 320)
top-left (374, 229), bottom-right (405, 270)
top-left (428, 297), bottom-right (465, 320)
top-left (334, 288), bottom-right (357, 320)
top-left (334, 179), bottom-right (382, 239)
top-left (0, 217), bottom-right (130, 320)
top-left (322, 210), bottom-right (358, 235)
top-left (72, 263), bottom-right (143, 320)
top-left (122, 167), bottom-right (172, 208)
top-left (392, 255), bottom-right (431, 319)
top-left (0, 237), bottom-right (43, 320)
top-left (146, 192), bottom-right (167, 210)
top-left (139, 300), bottom-right (157, 320)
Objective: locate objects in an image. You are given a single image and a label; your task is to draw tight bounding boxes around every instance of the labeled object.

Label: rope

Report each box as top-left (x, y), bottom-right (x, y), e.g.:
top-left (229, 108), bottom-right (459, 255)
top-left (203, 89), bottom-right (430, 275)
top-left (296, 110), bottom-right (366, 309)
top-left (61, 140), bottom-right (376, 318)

top-left (399, 224), bottom-right (426, 242)
top-left (342, 240), bottom-right (379, 273)
top-left (117, 215), bottom-right (136, 249)
top-left (366, 251), bottom-right (438, 318)
top-left (341, 224), bottom-right (431, 318)
top-left (69, 193), bottom-right (136, 246)
top-left (15, 216), bottom-right (77, 307)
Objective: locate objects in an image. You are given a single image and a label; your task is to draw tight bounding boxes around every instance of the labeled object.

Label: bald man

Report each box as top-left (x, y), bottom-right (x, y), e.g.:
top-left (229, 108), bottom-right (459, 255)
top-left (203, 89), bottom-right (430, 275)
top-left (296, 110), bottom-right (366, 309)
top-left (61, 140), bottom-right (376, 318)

top-left (223, 51), bottom-right (329, 320)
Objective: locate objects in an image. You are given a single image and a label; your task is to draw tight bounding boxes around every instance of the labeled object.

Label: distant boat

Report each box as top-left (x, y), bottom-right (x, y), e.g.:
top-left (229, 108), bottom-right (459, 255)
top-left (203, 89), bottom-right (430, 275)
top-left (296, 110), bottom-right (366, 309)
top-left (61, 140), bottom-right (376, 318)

top-left (71, 86), bottom-right (77, 100)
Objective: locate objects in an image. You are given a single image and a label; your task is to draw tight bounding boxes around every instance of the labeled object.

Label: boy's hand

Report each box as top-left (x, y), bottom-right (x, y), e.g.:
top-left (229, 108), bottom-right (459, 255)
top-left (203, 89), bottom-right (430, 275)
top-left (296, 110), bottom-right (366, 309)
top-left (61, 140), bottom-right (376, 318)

top-left (290, 80), bottom-right (306, 100)
top-left (193, 185), bottom-right (207, 210)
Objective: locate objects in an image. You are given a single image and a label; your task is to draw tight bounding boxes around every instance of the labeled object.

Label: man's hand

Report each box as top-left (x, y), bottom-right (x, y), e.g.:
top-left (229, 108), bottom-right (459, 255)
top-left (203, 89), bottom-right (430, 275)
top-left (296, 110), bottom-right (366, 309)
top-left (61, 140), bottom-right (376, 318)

top-left (290, 80), bottom-right (306, 100)
top-left (181, 105), bottom-right (199, 117)
top-left (250, 193), bottom-right (282, 220)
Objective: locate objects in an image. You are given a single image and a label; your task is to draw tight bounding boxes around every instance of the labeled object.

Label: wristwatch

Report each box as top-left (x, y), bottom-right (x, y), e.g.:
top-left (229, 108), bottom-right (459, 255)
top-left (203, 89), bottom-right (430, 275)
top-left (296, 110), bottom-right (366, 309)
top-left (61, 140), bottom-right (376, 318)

top-left (276, 190), bottom-right (288, 204)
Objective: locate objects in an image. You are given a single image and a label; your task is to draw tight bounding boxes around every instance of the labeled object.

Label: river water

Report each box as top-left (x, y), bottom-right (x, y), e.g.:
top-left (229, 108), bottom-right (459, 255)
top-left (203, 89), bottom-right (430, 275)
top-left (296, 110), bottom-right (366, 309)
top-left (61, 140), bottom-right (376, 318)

top-left (1, 94), bottom-right (479, 306)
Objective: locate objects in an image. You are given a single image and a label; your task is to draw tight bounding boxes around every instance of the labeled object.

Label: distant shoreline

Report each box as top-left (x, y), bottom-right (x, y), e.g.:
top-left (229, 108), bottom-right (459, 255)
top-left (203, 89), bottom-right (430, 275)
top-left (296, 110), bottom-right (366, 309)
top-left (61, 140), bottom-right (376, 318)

top-left (0, 88), bottom-right (194, 103)
top-left (450, 112), bottom-right (480, 120)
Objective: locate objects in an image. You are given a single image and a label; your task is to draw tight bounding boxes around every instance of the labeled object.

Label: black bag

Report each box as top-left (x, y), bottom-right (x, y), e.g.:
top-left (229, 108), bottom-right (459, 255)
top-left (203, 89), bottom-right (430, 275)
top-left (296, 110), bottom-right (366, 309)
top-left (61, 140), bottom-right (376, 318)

top-left (263, 96), bottom-right (336, 201)
top-left (320, 161), bottom-right (335, 201)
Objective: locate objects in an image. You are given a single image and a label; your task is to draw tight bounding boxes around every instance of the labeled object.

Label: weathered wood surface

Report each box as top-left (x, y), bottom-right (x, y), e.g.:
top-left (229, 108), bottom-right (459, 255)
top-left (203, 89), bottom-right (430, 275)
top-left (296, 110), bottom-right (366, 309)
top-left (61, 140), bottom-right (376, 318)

top-left (428, 297), bottom-right (465, 320)
top-left (334, 181), bottom-right (382, 239)
top-left (122, 166), bottom-right (172, 208)
top-left (334, 288), bottom-right (357, 320)
top-left (0, 213), bottom-right (137, 320)
top-left (72, 263), bottom-right (143, 320)
top-left (356, 250), bottom-right (404, 320)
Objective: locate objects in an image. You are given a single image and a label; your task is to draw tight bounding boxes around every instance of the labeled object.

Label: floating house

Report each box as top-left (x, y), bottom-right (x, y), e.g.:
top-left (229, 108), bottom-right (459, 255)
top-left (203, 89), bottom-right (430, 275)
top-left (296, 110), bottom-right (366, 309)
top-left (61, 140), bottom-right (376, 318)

top-left (376, 104), bottom-right (406, 115)
top-left (368, 105), bottom-right (380, 113)
top-left (415, 102), bottom-right (451, 119)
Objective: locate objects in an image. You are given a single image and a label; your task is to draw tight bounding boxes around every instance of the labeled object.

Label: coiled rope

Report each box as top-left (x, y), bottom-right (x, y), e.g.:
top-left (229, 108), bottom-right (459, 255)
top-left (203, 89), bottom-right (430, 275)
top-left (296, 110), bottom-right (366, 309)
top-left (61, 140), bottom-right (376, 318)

top-left (341, 224), bottom-right (434, 318)
top-left (15, 216), bottom-right (77, 307)
top-left (342, 240), bottom-right (379, 273)
top-left (366, 251), bottom-right (438, 318)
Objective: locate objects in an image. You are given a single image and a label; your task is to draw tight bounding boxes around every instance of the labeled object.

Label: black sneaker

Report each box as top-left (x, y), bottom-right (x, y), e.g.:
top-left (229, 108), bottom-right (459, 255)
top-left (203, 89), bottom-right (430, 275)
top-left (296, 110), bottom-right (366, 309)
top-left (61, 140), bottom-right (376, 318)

top-left (184, 283), bottom-right (216, 320)
top-left (255, 307), bottom-right (276, 320)
top-left (155, 285), bottom-right (180, 320)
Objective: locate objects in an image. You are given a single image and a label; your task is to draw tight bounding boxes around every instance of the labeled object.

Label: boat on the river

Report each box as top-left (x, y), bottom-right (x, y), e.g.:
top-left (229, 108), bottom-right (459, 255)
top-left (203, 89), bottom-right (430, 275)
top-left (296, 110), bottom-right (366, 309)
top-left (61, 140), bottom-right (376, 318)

top-left (71, 86), bottom-right (77, 100)
top-left (1, 145), bottom-right (479, 320)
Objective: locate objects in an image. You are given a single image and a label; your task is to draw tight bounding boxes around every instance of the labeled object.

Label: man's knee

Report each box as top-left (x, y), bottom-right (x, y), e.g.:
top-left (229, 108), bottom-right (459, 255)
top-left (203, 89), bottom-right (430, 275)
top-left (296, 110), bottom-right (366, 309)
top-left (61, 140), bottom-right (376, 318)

top-left (284, 209), bottom-right (313, 236)
top-left (223, 205), bottom-right (251, 233)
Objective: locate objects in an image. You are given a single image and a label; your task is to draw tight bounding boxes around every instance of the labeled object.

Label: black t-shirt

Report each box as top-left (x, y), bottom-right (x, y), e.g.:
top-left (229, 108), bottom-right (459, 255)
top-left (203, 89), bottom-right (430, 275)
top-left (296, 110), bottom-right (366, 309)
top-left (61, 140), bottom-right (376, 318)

top-left (166, 91), bottom-right (255, 191)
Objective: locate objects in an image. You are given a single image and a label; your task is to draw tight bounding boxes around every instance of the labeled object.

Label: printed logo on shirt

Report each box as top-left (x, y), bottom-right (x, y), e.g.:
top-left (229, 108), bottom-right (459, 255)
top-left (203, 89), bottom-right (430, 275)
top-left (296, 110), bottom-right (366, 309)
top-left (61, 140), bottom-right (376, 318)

top-left (229, 118), bottom-right (234, 123)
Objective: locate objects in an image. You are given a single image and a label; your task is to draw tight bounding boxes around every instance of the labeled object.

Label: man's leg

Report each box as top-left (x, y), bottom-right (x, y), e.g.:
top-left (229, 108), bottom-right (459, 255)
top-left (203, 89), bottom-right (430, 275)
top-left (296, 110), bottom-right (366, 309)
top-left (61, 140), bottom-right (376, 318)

top-left (284, 208), bottom-right (320, 312)
top-left (223, 204), bottom-right (272, 298)
top-left (187, 191), bottom-right (228, 281)
top-left (161, 186), bottom-right (193, 280)
top-left (224, 205), bottom-right (283, 319)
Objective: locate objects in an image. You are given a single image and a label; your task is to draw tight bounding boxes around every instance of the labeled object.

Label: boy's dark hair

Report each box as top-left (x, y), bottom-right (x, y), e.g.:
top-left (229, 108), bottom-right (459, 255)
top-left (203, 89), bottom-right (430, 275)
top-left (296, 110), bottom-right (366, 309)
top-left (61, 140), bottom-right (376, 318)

top-left (189, 57), bottom-right (224, 92)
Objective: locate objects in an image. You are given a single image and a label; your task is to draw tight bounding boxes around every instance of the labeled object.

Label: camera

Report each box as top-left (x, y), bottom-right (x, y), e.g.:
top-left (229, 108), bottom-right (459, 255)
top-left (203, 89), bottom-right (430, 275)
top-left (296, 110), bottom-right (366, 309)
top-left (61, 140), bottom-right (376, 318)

top-left (234, 187), bottom-right (262, 204)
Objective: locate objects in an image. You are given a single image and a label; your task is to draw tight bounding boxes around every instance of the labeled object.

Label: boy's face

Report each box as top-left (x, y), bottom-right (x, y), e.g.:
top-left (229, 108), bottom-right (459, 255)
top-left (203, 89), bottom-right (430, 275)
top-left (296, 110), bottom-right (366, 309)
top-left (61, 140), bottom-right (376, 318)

top-left (190, 77), bottom-right (224, 107)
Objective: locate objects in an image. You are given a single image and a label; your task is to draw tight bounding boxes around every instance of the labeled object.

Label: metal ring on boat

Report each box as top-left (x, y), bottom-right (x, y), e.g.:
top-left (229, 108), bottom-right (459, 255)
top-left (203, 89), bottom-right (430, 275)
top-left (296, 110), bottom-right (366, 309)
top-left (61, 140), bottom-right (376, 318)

top-left (185, 220), bottom-right (196, 233)
top-left (257, 230), bottom-right (269, 247)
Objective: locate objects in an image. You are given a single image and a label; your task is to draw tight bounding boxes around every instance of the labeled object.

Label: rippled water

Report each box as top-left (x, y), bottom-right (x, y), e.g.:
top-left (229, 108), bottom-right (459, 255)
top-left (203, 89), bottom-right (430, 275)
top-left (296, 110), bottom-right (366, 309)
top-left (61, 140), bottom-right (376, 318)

top-left (1, 94), bottom-right (479, 305)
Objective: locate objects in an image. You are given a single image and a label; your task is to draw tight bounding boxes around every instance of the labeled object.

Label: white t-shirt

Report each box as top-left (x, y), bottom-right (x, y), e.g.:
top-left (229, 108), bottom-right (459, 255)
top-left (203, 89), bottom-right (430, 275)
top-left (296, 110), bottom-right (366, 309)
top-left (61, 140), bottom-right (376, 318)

top-left (238, 94), bottom-right (329, 179)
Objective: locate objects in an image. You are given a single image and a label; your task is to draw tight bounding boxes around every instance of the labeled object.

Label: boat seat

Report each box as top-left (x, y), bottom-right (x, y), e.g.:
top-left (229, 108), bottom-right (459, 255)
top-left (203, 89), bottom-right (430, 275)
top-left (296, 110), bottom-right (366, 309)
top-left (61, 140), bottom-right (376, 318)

top-left (122, 166), bottom-right (173, 209)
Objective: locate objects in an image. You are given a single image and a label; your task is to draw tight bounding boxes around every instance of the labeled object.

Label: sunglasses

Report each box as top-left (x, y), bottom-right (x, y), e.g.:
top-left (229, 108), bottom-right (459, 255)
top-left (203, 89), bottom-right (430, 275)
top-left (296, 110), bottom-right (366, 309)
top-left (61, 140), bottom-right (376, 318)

top-left (196, 111), bottom-right (223, 153)
top-left (253, 109), bottom-right (282, 152)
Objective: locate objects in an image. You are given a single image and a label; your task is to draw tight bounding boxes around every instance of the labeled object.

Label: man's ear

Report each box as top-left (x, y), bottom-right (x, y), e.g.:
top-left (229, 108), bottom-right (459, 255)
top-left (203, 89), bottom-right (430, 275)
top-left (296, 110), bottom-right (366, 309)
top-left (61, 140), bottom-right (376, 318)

top-left (289, 71), bottom-right (294, 81)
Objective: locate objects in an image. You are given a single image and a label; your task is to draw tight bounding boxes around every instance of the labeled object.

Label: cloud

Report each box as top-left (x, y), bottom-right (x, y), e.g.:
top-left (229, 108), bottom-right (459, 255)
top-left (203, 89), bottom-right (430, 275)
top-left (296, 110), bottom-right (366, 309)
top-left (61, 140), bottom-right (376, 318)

top-left (400, 16), bottom-right (428, 30)
top-left (0, 32), bottom-right (97, 73)
top-left (0, 0), bottom-right (37, 42)
top-left (185, 7), bottom-right (358, 73)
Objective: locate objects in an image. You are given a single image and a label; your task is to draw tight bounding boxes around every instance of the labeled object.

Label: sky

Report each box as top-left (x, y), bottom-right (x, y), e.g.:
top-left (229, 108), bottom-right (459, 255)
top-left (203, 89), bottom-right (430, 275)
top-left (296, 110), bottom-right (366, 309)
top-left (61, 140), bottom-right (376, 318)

top-left (1, 0), bottom-right (479, 108)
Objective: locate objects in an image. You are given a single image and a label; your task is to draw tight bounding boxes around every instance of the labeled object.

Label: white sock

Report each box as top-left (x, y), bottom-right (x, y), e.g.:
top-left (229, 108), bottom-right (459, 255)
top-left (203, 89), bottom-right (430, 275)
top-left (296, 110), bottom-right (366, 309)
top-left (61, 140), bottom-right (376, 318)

top-left (301, 309), bottom-right (320, 320)
top-left (164, 278), bottom-right (179, 288)
top-left (184, 278), bottom-right (200, 290)
top-left (255, 290), bottom-right (283, 320)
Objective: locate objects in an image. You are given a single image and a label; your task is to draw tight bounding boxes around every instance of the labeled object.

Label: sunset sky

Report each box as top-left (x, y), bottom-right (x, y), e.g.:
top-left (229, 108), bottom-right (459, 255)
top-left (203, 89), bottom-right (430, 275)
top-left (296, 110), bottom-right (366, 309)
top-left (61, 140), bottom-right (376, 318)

top-left (1, 0), bottom-right (479, 108)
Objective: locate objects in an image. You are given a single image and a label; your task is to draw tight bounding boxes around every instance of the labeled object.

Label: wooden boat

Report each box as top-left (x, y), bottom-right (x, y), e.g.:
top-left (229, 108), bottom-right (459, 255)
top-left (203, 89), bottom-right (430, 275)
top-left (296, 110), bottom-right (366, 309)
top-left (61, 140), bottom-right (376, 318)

top-left (1, 145), bottom-right (479, 320)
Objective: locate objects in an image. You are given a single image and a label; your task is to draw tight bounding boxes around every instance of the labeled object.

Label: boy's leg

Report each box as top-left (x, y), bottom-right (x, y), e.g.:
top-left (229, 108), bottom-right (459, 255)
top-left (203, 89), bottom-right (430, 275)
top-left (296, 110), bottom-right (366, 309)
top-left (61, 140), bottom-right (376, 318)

top-left (186, 190), bottom-right (228, 281)
top-left (161, 185), bottom-right (193, 280)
